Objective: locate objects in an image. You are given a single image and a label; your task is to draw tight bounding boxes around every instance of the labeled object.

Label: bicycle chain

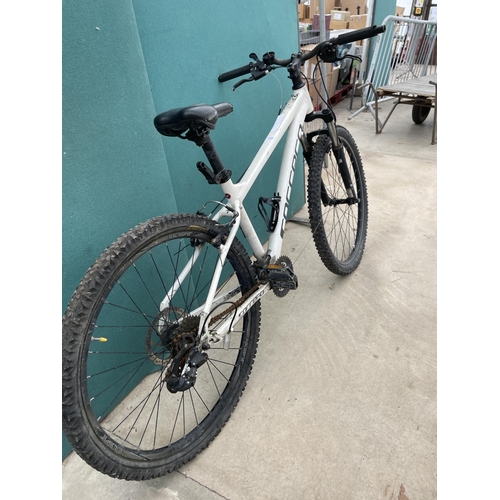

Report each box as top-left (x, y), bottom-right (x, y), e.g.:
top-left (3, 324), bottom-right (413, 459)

top-left (170, 257), bottom-right (295, 346)
top-left (173, 282), bottom-right (262, 341)
top-left (152, 257), bottom-right (295, 362)
top-left (156, 255), bottom-right (296, 375)
top-left (146, 282), bottom-right (264, 367)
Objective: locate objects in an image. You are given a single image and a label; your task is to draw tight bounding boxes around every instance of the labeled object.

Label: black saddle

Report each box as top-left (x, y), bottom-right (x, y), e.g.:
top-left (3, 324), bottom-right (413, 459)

top-left (154, 102), bottom-right (233, 138)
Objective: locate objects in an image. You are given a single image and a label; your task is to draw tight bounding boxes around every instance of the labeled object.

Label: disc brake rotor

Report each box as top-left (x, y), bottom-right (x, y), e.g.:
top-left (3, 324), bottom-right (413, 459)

top-left (145, 283), bottom-right (261, 366)
top-left (145, 306), bottom-right (188, 366)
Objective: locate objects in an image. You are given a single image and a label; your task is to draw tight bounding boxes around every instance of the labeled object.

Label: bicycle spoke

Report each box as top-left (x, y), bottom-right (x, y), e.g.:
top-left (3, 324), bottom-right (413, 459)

top-left (131, 261), bottom-right (162, 311)
top-left (188, 389), bottom-right (199, 426)
top-left (318, 147), bottom-right (360, 262)
top-left (205, 361), bottom-right (222, 397)
top-left (63, 214), bottom-right (260, 478)
top-left (208, 357), bottom-right (236, 368)
top-left (169, 392), bottom-right (189, 444)
top-left (99, 301), bottom-right (157, 323)
top-left (120, 373), bottom-right (164, 443)
top-left (207, 358), bottom-right (231, 383)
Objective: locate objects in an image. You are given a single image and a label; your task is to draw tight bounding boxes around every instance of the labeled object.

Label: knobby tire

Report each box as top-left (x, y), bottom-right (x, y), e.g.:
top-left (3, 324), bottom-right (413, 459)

top-left (62, 213), bottom-right (261, 480)
top-left (307, 127), bottom-right (368, 275)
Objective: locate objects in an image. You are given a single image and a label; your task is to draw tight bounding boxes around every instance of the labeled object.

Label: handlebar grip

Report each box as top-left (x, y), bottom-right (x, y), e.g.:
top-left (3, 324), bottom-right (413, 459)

top-left (334, 24), bottom-right (386, 46)
top-left (218, 64), bottom-right (253, 83)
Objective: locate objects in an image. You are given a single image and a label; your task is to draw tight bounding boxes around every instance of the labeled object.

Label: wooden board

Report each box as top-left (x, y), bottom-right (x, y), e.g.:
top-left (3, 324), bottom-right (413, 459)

top-left (377, 74), bottom-right (437, 98)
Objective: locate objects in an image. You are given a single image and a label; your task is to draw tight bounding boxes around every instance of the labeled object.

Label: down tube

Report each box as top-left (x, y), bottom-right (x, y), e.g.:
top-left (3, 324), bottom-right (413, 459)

top-left (267, 96), bottom-right (311, 260)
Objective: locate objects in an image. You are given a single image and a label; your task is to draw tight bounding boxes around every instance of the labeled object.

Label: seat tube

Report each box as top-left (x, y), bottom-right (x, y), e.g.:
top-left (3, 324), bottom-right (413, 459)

top-left (201, 137), bottom-right (232, 184)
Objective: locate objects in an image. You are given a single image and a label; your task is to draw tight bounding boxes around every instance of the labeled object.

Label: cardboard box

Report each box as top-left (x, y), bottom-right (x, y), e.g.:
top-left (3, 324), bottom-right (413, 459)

top-left (327, 65), bottom-right (340, 96)
top-left (301, 44), bottom-right (319, 80)
top-left (395, 5), bottom-right (405, 16)
top-left (330, 20), bottom-right (349, 30)
top-left (331, 10), bottom-right (350, 22)
top-left (298, 4), bottom-right (310, 20)
top-left (349, 14), bottom-right (367, 30)
top-left (308, 66), bottom-right (340, 109)
top-left (340, 0), bottom-right (367, 15)
top-left (310, 0), bottom-right (341, 16)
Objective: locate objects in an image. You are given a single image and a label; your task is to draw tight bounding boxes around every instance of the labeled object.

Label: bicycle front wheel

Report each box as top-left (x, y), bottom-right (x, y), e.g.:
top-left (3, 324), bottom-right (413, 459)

top-left (62, 213), bottom-right (261, 480)
top-left (307, 126), bottom-right (368, 275)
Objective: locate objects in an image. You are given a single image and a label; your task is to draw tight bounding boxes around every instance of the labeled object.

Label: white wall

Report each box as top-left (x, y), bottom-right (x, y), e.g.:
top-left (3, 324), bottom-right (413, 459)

top-left (396, 0), bottom-right (412, 16)
top-left (395, 0), bottom-right (438, 17)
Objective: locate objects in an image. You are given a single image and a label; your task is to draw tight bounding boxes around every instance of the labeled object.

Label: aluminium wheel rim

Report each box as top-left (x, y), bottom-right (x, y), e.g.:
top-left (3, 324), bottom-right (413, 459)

top-left (77, 228), bottom-right (252, 462)
top-left (320, 140), bottom-right (364, 264)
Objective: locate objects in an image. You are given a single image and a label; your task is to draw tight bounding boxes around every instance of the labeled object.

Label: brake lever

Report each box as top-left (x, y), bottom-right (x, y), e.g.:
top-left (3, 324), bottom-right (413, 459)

top-left (233, 68), bottom-right (269, 91)
top-left (233, 77), bottom-right (255, 91)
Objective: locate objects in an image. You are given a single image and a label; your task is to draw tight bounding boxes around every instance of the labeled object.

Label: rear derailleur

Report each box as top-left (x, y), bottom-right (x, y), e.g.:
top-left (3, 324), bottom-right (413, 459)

top-left (148, 312), bottom-right (209, 394)
top-left (164, 331), bottom-right (208, 394)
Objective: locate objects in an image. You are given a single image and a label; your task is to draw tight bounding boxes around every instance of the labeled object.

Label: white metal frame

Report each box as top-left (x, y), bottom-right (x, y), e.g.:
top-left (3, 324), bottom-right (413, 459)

top-left (349, 15), bottom-right (437, 121)
top-left (159, 85), bottom-right (314, 346)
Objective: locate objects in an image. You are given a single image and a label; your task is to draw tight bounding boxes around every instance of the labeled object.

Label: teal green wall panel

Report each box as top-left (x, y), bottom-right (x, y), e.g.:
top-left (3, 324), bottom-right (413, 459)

top-left (367, 0), bottom-right (397, 72)
top-left (62, 0), bottom-right (178, 300)
top-left (63, 0), bottom-right (303, 460)
top-left (132, 0), bottom-right (305, 244)
top-left (372, 0), bottom-right (397, 26)
top-left (62, 0), bottom-right (179, 460)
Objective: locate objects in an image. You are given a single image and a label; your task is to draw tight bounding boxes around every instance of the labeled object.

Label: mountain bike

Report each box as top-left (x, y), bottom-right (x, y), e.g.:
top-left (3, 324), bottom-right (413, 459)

top-left (62, 25), bottom-right (386, 481)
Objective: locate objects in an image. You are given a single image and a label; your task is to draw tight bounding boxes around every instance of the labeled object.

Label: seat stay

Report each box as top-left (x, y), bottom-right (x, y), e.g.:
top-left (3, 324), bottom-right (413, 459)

top-left (157, 201), bottom-right (243, 344)
top-left (195, 200), bottom-right (242, 341)
top-left (158, 242), bottom-right (205, 314)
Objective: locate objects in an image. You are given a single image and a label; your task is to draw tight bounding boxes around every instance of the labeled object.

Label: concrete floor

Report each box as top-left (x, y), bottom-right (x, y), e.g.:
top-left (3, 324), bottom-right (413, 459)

top-left (62, 95), bottom-right (437, 500)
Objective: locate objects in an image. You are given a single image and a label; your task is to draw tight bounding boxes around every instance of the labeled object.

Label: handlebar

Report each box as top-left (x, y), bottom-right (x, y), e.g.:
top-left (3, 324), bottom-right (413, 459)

top-left (218, 25), bottom-right (386, 84)
top-left (218, 63), bottom-right (253, 83)
top-left (332, 24), bottom-right (386, 49)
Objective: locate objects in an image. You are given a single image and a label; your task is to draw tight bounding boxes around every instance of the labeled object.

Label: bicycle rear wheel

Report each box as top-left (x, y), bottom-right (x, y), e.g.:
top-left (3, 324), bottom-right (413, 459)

top-left (307, 127), bottom-right (368, 275)
top-left (62, 213), bottom-right (261, 480)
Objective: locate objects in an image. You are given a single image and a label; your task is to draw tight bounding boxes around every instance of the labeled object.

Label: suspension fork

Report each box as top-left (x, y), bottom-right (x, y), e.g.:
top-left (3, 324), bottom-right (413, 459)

top-left (326, 117), bottom-right (357, 203)
top-left (304, 109), bottom-right (356, 203)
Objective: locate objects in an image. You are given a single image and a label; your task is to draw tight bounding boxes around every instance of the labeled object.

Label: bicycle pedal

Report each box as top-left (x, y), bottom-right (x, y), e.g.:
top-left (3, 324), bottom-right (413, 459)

top-left (255, 255), bottom-right (298, 297)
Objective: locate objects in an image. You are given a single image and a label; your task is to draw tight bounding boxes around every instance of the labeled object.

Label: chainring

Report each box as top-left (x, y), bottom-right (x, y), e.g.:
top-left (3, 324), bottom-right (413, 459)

top-left (272, 255), bottom-right (294, 298)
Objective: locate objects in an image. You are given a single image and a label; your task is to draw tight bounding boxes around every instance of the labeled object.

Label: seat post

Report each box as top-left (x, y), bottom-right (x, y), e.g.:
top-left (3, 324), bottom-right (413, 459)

top-left (197, 133), bottom-right (232, 184)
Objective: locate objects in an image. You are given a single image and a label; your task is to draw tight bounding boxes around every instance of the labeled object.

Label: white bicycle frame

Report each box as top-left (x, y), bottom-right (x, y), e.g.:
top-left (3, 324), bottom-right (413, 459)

top-left (160, 85), bottom-right (315, 346)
